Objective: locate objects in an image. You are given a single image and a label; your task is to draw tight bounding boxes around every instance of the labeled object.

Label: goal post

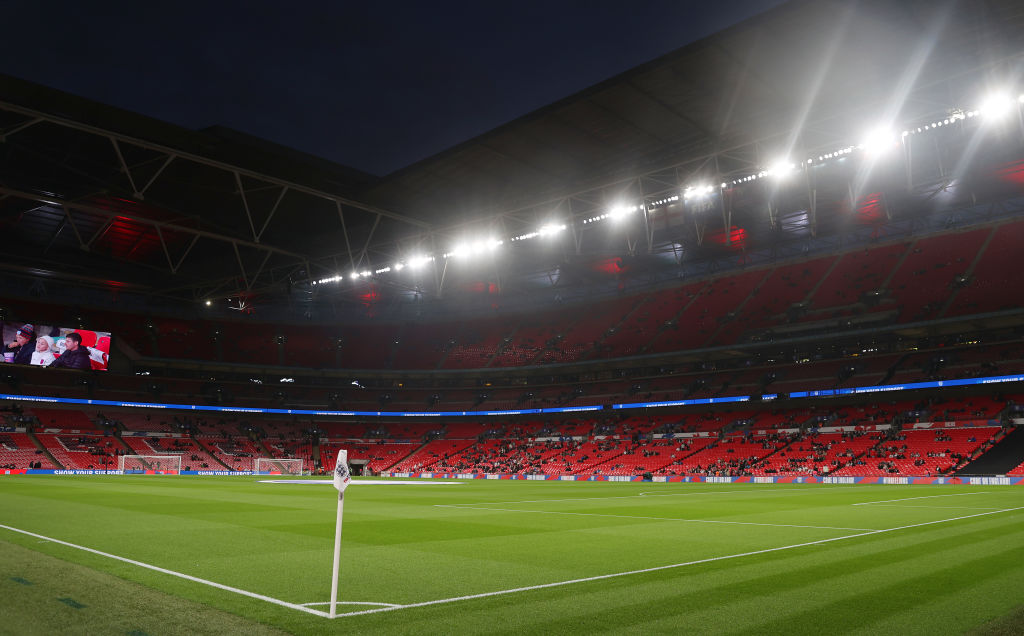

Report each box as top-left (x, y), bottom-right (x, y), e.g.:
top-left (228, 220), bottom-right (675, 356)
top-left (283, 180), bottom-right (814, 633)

top-left (256, 457), bottom-right (305, 476)
top-left (118, 454), bottom-right (181, 474)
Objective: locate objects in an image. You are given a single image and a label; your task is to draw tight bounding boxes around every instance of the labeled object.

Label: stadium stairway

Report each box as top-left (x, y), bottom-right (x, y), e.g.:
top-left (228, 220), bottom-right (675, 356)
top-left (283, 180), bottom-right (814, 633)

top-left (877, 353), bottom-right (910, 386)
top-left (956, 427), bottom-right (1024, 475)
top-left (193, 437), bottom-right (232, 471)
top-left (111, 431), bottom-right (134, 455)
top-left (27, 430), bottom-right (63, 469)
top-left (938, 225), bottom-right (996, 317)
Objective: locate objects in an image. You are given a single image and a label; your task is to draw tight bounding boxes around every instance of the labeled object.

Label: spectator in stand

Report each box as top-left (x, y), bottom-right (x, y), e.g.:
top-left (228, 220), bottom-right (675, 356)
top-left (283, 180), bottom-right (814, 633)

top-left (31, 336), bottom-right (56, 366)
top-left (48, 332), bottom-right (92, 370)
top-left (5, 323), bottom-right (36, 365)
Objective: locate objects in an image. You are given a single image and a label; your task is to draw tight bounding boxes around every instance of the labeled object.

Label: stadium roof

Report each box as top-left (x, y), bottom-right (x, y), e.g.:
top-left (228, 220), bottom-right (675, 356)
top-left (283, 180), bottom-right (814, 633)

top-left (1, 0), bottom-right (1023, 316)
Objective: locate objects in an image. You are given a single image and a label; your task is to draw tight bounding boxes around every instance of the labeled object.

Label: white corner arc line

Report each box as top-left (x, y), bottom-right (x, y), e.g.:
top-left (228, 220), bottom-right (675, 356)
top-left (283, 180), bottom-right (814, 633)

top-left (301, 601), bottom-right (401, 608)
top-left (330, 505), bottom-right (1024, 619)
top-left (0, 523), bottom-right (329, 618)
top-left (435, 504), bottom-right (875, 531)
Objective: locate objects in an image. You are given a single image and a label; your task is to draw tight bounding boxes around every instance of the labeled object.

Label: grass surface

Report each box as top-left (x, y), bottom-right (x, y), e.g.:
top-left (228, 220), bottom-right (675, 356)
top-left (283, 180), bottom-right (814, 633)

top-left (0, 476), bottom-right (1022, 634)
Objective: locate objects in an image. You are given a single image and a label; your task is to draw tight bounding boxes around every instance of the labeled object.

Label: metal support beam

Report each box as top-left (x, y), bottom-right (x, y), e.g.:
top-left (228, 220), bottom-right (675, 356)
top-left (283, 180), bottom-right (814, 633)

top-left (0, 117), bottom-right (43, 141)
top-left (0, 186), bottom-right (307, 261)
top-left (62, 205), bottom-right (86, 248)
top-left (232, 242), bottom-right (249, 288)
top-left (138, 155), bottom-right (175, 199)
top-left (336, 201), bottom-right (356, 271)
top-left (356, 214), bottom-right (383, 269)
top-left (234, 171), bottom-right (259, 242)
top-left (257, 186), bottom-right (289, 242)
top-left (0, 101), bottom-right (432, 228)
top-left (85, 218), bottom-right (114, 249)
top-left (246, 250), bottom-right (274, 291)
top-left (110, 138), bottom-right (142, 197)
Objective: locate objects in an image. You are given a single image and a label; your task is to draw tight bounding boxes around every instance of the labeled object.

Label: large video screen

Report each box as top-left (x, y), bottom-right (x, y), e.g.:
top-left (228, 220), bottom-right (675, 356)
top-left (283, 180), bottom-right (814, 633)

top-left (2, 321), bottom-right (111, 371)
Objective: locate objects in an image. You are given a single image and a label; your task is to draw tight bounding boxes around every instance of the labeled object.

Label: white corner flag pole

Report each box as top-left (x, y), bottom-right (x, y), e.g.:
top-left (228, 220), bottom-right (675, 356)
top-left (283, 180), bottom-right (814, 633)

top-left (329, 449), bottom-right (351, 618)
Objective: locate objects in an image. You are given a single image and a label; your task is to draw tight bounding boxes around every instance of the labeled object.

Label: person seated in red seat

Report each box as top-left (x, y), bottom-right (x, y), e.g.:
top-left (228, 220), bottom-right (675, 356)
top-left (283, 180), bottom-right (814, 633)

top-left (48, 332), bottom-right (92, 370)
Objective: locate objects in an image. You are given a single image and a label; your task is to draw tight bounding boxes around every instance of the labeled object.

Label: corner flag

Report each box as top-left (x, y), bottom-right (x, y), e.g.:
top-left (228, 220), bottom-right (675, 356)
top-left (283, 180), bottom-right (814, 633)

top-left (333, 450), bottom-right (351, 492)
top-left (329, 448), bottom-right (350, 618)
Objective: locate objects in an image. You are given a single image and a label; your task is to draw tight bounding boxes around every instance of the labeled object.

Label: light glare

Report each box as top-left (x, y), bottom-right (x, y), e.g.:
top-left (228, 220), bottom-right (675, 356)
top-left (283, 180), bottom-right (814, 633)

top-left (979, 93), bottom-right (1015, 119)
top-left (859, 128), bottom-right (897, 156)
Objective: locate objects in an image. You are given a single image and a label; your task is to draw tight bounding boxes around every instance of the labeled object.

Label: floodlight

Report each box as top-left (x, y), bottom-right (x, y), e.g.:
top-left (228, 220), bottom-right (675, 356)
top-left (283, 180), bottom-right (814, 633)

top-left (408, 255), bottom-right (432, 269)
top-left (608, 204), bottom-right (638, 222)
top-left (769, 160), bottom-right (795, 178)
top-left (859, 128), bottom-right (897, 156)
top-left (538, 223), bottom-right (566, 237)
top-left (350, 272), bottom-right (359, 280)
top-left (204, 300), bottom-right (211, 306)
top-left (978, 93), bottom-right (1015, 120)
top-left (393, 262), bottom-right (404, 271)
top-left (683, 185), bottom-right (714, 200)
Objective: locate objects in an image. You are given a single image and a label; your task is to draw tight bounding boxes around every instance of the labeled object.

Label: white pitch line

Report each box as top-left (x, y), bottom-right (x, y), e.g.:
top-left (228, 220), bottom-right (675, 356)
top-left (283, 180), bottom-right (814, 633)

top-left (0, 523), bottom-right (330, 619)
top-left (853, 504), bottom-right (1007, 511)
top-left (853, 491), bottom-right (996, 506)
top-left (449, 489), bottom-right (756, 506)
top-left (302, 601), bottom-right (401, 608)
top-left (330, 505), bottom-right (1024, 618)
top-left (435, 504), bottom-right (876, 531)
top-left (451, 485), bottom-right (879, 507)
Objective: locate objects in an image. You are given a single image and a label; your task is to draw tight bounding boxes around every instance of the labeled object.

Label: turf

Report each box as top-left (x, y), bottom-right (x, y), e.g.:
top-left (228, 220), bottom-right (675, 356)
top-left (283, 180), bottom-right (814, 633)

top-left (0, 476), bottom-right (1021, 635)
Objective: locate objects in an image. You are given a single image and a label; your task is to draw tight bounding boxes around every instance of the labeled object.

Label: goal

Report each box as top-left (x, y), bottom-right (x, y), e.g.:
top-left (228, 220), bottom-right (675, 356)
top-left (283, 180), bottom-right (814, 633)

top-left (118, 454), bottom-right (181, 474)
top-left (255, 457), bottom-right (305, 476)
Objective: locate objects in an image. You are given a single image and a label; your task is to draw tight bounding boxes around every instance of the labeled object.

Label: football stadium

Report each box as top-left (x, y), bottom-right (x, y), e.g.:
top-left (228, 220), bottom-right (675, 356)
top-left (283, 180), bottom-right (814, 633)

top-left (2, 0), bottom-right (1024, 633)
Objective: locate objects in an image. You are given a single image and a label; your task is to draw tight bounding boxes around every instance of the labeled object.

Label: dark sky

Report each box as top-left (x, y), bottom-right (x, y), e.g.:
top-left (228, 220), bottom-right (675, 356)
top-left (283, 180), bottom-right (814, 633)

top-left (4, 1), bottom-right (786, 176)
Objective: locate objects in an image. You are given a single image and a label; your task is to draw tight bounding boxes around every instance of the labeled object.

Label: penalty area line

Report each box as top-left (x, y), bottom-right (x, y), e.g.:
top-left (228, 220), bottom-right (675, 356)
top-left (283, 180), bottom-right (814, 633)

top-left (0, 523), bottom-right (330, 619)
top-left (852, 491), bottom-right (996, 506)
top-left (330, 504), bottom-right (1024, 619)
top-left (435, 504), bottom-right (875, 531)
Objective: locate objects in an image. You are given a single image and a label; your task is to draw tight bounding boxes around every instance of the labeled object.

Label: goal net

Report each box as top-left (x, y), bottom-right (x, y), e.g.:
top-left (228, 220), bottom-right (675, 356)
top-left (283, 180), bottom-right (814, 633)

top-left (256, 457), bottom-right (305, 476)
top-left (118, 454), bottom-right (181, 474)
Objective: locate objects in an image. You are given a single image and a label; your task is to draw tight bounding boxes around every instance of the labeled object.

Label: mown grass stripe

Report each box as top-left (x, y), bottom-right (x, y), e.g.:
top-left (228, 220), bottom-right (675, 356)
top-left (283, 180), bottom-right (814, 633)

top-left (0, 523), bottom-right (330, 618)
top-left (331, 505), bottom-right (1024, 618)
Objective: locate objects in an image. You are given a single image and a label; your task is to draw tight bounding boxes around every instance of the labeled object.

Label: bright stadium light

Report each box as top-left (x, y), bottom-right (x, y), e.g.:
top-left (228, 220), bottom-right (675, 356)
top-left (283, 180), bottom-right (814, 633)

top-left (859, 128), bottom-right (897, 156)
top-left (978, 93), bottom-right (1016, 120)
top-left (407, 255), bottom-right (433, 269)
top-left (683, 185), bottom-right (714, 200)
top-left (474, 238), bottom-right (502, 253)
top-left (607, 204), bottom-right (638, 221)
top-left (538, 223), bottom-right (566, 237)
top-left (769, 160), bottom-right (796, 179)
top-left (447, 239), bottom-right (501, 259)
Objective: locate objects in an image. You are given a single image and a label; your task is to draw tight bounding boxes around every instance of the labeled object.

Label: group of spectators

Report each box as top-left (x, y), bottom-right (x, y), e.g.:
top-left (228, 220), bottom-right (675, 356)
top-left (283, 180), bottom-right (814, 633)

top-left (4, 324), bottom-right (93, 370)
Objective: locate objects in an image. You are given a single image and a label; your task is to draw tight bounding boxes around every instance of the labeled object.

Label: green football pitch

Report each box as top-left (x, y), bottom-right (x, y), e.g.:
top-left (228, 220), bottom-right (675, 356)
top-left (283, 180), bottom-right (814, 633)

top-left (1, 476), bottom-right (1022, 635)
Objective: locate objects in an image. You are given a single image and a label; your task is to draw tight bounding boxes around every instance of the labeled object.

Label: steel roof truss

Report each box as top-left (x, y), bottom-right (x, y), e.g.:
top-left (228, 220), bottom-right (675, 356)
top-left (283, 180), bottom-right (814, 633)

top-left (0, 116), bottom-right (43, 142)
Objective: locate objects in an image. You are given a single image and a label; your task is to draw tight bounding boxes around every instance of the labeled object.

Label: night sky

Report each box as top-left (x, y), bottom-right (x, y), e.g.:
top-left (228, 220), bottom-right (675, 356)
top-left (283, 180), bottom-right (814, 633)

top-left (4, 1), bottom-right (785, 176)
